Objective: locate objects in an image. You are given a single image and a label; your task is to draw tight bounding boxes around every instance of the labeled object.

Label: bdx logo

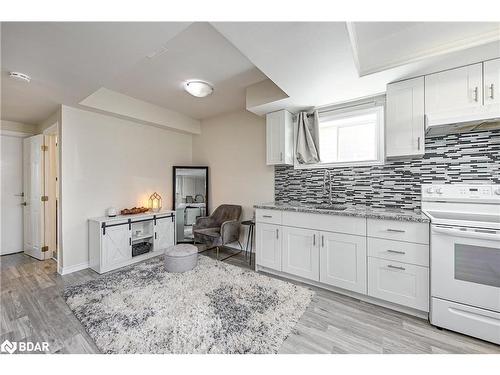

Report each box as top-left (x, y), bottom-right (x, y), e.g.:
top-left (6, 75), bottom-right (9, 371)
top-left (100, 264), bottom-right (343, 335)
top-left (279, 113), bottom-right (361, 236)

top-left (1, 339), bottom-right (49, 354)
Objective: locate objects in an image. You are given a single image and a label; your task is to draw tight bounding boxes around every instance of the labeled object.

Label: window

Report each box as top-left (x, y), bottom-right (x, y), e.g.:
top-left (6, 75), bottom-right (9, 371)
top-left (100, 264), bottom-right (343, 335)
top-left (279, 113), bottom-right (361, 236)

top-left (295, 104), bottom-right (384, 168)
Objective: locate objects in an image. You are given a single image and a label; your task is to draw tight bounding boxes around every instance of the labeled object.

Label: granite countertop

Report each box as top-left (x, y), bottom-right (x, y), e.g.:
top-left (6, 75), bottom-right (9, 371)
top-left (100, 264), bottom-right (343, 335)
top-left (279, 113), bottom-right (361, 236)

top-left (253, 202), bottom-right (430, 223)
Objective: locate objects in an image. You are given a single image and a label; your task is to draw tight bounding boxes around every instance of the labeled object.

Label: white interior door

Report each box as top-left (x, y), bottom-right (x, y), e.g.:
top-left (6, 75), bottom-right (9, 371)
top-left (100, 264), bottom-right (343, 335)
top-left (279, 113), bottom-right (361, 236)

top-left (23, 134), bottom-right (46, 260)
top-left (1, 134), bottom-right (25, 255)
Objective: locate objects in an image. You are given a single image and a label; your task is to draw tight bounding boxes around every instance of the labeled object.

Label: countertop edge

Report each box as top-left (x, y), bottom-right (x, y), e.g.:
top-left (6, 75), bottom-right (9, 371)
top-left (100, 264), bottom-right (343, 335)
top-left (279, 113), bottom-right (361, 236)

top-left (253, 204), bottom-right (430, 223)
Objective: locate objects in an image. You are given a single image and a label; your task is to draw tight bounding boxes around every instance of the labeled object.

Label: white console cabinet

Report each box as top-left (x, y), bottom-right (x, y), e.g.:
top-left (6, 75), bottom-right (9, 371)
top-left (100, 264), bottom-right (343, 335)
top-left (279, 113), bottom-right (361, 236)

top-left (89, 211), bottom-right (175, 274)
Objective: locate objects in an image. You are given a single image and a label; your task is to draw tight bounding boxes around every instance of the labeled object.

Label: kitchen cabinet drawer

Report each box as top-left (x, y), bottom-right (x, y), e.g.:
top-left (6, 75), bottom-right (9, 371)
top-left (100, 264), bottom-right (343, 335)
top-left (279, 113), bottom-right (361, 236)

top-left (367, 219), bottom-right (429, 244)
top-left (368, 237), bottom-right (429, 267)
top-left (368, 257), bottom-right (429, 311)
top-left (282, 211), bottom-right (366, 236)
top-left (255, 209), bottom-right (282, 225)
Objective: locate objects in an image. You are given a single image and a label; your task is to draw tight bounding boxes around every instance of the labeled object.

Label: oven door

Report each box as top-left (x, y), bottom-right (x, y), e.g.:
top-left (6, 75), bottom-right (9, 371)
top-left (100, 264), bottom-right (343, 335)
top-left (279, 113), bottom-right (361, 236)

top-left (431, 224), bottom-right (500, 312)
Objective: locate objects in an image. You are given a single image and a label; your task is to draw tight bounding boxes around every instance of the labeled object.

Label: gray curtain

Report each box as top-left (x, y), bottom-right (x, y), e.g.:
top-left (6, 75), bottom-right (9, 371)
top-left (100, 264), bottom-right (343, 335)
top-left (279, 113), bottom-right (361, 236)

top-left (295, 111), bottom-right (320, 164)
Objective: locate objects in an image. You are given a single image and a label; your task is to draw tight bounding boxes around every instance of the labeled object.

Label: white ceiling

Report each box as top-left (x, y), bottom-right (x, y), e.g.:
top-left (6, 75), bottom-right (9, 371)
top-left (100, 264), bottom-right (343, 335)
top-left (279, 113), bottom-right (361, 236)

top-left (2, 22), bottom-right (500, 125)
top-left (213, 22), bottom-right (500, 111)
top-left (1, 22), bottom-right (191, 124)
top-left (348, 22), bottom-right (500, 75)
top-left (108, 23), bottom-right (267, 120)
top-left (1, 22), bottom-right (265, 124)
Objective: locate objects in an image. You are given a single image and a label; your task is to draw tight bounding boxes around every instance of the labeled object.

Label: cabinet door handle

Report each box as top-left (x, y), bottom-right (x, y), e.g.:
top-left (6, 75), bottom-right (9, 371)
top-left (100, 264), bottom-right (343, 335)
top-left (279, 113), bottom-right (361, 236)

top-left (280, 152), bottom-right (283, 161)
top-left (473, 86), bottom-right (479, 102)
top-left (321, 235), bottom-right (324, 248)
top-left (489, 83), bottom-right (495, 99)
top-left (387, 264), bottom-right (405, 271)
top-left (129, 237), bottom-right (132, 246)
top-left (313, 234), bottom-right (316, 246)
top-left (387, 249), bottom-right (406, 255)
top-left (417, 136), bottom-right (421, 151)
top-left (262, 215), bottom-right (272, 218)
top-left (386, 228), bottom-right (406, 233)
top-left (276, 228), bottom-right (279, 239)
top-left (155, 232), bottom-right (157, 240)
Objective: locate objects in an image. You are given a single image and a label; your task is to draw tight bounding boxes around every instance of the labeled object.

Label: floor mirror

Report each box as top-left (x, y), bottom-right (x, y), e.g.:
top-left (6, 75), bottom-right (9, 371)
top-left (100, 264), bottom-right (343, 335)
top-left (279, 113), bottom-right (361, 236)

top-left (173, 166), bottom-right (208, 243)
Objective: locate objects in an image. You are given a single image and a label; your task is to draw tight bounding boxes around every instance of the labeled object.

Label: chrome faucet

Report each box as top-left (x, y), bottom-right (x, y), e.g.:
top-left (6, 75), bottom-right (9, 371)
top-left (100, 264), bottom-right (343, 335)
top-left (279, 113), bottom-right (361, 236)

top-left (323, 169), bottom-right (333, 204)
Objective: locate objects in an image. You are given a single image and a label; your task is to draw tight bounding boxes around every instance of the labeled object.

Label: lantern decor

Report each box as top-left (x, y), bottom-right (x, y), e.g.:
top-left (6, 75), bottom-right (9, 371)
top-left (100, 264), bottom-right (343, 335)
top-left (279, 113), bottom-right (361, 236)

top-left (148, 192), bottom-right (162, 212)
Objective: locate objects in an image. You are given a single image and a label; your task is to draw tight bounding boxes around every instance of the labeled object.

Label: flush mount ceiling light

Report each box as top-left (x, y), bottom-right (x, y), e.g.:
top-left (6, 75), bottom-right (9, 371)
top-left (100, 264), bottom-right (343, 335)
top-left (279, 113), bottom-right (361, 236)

top-left (9, 71), bottom-right (31, 83)
top-left (184, 80), bottom-right (214, 98)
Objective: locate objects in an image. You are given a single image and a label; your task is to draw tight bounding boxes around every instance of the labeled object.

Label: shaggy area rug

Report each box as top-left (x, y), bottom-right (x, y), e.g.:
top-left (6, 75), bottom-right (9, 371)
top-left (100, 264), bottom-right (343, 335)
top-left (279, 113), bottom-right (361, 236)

top-left (63, 256), bottom-right (314, 354)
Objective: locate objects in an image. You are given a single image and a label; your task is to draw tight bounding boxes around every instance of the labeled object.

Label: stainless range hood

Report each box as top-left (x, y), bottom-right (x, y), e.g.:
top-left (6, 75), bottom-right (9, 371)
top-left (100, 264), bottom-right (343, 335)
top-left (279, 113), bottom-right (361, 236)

top-left (425, 110), bottom-right (500, 136)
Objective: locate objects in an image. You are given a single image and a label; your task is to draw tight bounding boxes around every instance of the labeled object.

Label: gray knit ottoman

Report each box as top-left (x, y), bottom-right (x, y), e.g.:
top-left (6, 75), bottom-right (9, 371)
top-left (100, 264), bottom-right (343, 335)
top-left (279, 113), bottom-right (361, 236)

top-left (164, 244), bottom-right (198, 273)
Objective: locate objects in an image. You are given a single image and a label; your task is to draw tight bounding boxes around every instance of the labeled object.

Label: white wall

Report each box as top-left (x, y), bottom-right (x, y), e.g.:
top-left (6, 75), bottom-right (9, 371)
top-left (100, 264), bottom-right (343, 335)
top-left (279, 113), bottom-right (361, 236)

top-left (192, 110), bottom-right (274, 248)
top-left (1, 120), bottom-right (38, 135)
top-left (60, 106), bottom-right (192, 271)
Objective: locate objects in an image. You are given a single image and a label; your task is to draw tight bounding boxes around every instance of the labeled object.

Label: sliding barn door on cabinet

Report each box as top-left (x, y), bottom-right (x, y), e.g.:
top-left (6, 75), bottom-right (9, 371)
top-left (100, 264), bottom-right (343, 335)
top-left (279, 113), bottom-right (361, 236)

top-left (102, 224), bottom-right (131, 268)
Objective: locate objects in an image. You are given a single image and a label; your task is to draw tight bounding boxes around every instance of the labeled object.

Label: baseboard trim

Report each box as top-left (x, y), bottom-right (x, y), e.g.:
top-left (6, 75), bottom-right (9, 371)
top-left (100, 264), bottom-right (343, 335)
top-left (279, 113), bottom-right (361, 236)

top-left (60, 261), bottom-right (89, 275)
top-left (256, 265), bottom-right (429, 320)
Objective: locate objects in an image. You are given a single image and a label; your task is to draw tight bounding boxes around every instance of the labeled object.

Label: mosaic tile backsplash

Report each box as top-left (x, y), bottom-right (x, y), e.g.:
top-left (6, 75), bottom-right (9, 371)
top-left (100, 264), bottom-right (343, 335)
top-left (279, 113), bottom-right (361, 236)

top-left (275, 129), bottom-right (500, 210)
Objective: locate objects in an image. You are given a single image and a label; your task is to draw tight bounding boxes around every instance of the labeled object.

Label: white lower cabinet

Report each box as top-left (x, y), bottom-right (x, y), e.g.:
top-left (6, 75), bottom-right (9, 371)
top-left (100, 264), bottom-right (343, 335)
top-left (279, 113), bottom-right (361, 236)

top-left (256, 222), bottom-right (282, 271)
top-left (368, 257), bottom-right (429, 311)
top-left (320, 232), bottom-right (367, 294)
top-left (255, 209), bottom-right (430, 315)
top-left (282, 227), bottom-right (319, 281)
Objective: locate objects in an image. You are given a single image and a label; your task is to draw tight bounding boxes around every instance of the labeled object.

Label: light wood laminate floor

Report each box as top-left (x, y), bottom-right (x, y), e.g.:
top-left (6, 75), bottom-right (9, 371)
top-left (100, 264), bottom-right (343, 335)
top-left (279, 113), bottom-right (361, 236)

top-left (1, 249), bottom-right (499, 354)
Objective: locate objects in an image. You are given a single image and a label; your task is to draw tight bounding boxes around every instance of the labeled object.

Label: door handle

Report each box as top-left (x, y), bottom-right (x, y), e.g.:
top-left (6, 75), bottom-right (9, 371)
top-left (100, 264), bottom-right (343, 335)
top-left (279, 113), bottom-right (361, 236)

top-left (313, 234), bottom-right (316, 246)
top-left (387, 249), bottom-right (406, 255)
top-left (129, 238), bottom-right (132, 246)
top-left (321, 235), bottom-right (324, 248)
top-left (417, 137), bottom-right (421, 151)
top-left (276, 228), bottom-right (279, 239)
top-left (488, 83), bottom-right (495, 99)
top-left (473, 86), bottom-right (479, 102)
top-left (386, 228), bottom-right (406, 233)
top-left (387, 264), bottom-right (406, 271)
top-left (21, 202), bottom-right (27, 206)
top-left (262, 215), bottom-right (273, 218)
top-left (15, 193), bottom-right (24, 197)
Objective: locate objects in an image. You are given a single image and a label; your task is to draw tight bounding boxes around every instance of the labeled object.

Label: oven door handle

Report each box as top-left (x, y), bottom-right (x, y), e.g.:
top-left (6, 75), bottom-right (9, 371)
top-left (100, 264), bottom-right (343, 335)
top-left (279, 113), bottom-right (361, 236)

top-left (432, 225), bottom-right (500, 241)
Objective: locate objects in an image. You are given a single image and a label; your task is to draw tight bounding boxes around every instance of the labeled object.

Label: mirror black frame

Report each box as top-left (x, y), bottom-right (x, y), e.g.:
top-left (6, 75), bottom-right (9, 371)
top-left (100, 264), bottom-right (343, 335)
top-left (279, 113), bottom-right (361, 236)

top-left (172, 166), bottom-right (209, 243)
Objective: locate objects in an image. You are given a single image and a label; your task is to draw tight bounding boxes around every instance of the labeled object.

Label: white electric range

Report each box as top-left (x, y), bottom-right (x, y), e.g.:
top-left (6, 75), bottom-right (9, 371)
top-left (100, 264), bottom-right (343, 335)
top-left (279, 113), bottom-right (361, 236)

top-left (422, 183), bottom-right (500, 345)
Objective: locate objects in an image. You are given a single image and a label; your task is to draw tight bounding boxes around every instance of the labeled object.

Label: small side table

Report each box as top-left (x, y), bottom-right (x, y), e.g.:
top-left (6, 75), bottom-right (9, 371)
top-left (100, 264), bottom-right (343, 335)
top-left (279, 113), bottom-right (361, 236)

top-left (241, 219), bottom-right (255, 266)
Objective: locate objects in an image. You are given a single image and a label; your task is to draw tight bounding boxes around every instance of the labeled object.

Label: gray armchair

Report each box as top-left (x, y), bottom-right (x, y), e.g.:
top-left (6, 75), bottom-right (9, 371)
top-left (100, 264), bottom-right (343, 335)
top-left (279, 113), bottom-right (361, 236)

top-left (193, 204), bottom-right (242, 260)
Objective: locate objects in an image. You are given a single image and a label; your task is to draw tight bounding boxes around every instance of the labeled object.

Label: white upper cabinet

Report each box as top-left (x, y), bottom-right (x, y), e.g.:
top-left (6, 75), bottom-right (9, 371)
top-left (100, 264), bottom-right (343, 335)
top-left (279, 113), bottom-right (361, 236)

top-left (483, 58), bottom-right (500, 110)
top-left (266, 110), bottom-right (294, 165)
top-left (386, 77), bottom-right (425, 158)
top-left (425, 63), bottom-right (484, 126)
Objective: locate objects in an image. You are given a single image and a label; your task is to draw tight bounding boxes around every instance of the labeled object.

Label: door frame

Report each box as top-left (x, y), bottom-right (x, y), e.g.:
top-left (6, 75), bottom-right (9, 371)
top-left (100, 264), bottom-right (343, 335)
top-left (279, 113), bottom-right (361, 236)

top-left (43, 122), bottom-right (62, 273)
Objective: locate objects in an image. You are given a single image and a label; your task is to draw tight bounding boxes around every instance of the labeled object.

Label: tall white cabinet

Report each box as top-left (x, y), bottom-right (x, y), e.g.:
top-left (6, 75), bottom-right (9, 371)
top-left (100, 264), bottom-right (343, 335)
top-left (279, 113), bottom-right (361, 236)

top-left (385, 77), bottom-right (425, 158)
top-left (89, 211), bottom-right (175, 274)
top-left (266, 110), bottom-right (294, 165)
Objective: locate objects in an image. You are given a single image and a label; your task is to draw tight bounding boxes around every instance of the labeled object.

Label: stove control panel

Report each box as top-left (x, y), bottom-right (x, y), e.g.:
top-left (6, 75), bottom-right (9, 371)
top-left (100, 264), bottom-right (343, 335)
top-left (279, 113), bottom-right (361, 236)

top-left (422, 184), bottom-right (500, 202)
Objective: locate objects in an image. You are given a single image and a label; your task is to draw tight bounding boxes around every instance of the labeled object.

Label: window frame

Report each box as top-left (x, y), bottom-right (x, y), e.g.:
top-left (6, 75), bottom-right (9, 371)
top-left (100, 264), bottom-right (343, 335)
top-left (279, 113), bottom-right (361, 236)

top-left (293, 104), bottom-right (385, 170)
